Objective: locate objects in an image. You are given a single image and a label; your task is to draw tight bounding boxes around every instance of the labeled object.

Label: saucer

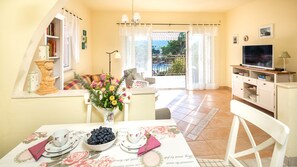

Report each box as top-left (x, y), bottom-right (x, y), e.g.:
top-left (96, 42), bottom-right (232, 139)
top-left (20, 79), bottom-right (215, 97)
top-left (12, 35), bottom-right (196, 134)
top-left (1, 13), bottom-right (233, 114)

top-left (42, 136), bottom-right (80, 158)
top-left (120, 143), bottom-right (138, 154)
top-left (45, 133), bottom-right (76, 153)
top-left (121, 136), bottom-right (147, 149)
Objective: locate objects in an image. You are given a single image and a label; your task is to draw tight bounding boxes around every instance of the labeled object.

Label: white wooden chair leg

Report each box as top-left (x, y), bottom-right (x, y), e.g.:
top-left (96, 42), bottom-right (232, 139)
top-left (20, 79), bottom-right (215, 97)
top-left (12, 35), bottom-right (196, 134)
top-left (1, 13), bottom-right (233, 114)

top-left (86, 104), bottom-right (92, 123)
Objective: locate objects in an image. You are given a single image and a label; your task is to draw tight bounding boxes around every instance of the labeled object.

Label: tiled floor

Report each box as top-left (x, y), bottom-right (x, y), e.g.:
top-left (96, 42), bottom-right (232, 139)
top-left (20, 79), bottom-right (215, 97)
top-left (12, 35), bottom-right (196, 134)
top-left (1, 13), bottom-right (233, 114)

top-left (155, 88), bottom-right (273, 161)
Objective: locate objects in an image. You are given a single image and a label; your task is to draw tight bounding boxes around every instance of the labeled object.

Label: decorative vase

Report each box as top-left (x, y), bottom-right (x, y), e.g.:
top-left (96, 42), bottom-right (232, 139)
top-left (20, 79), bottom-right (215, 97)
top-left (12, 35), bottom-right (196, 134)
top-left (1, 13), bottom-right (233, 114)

top-left (102, 108), bottom-right (114, 125)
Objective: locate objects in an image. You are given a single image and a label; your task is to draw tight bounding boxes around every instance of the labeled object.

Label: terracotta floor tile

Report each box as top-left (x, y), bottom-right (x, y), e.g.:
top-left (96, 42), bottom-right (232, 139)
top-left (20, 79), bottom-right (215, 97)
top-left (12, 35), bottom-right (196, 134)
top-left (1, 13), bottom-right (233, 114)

top-left (177, 121), bottom-right (196, 134)
top-left (171, 111), bottom-right (187, 120)
top-left (206, 139), bottom-right (228, 155)
top-left (156, 88), bottom-right (273, 159)
top-left (200, 127), bottom-right (230, 140)
top-left (187, 140), bottom-right (216, 156)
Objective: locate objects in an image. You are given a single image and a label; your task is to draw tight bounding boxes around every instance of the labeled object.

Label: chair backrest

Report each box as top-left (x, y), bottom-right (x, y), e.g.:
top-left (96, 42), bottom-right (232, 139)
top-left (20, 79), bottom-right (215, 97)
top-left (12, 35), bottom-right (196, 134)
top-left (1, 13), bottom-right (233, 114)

top-left (225, 100), bottom-right (290, 167)
top-left (123, 68), bottom-right (137, 87)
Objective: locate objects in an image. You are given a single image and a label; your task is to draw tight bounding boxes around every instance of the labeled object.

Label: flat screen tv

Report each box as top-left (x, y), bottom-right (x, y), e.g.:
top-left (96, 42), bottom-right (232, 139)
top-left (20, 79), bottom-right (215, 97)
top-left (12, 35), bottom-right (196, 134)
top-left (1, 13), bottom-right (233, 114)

top-left (242, 44), bottom-right (274, 70)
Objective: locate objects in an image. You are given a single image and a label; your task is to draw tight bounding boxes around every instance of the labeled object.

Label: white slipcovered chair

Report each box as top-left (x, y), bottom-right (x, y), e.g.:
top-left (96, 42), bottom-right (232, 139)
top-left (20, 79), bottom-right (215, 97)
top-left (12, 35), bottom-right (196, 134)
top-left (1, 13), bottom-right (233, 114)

top-left (197, 100), bottom-right (290, 167)
top-left (123, 68), bottom-right (155, 88)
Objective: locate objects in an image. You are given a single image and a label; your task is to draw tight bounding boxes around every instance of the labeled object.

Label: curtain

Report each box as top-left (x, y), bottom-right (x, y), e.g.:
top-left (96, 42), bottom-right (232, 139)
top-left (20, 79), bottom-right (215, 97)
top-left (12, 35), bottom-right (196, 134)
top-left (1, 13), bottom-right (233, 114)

top-left (187, 25), bottom-right (218, 90)
top-left (119, 25), bottom-right (152, 77)
top-left (63, 10), bottom-right (80, 63)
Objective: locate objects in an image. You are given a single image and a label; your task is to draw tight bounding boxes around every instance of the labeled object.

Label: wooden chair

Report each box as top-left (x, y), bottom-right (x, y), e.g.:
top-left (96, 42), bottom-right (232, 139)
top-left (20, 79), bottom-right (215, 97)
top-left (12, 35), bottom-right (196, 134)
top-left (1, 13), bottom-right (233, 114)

top-left (197, 100), bottom-right (290, 167)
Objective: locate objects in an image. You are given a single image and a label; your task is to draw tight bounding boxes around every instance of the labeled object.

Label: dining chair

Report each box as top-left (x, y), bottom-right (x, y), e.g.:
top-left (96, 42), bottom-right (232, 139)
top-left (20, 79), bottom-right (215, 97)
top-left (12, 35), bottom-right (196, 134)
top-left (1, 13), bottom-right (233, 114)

top-left (197, 100), bottom-right (290, 167)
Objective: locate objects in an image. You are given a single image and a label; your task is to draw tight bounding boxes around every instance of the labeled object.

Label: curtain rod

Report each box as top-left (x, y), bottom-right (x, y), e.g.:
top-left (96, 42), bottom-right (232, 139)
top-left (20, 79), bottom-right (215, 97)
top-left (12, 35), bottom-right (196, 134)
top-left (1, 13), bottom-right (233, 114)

top-left (62, 8), bottom-right (83, 20)
top-left (116, 22), bottom-right (220, 26)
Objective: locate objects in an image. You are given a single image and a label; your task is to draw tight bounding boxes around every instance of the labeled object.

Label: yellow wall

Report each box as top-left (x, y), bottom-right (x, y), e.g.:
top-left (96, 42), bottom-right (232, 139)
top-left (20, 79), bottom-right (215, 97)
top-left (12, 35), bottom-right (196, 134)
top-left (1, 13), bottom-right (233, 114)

top-left (91, 11), bottom-right (227, 85)
top-left (64, 0), bottom-right (93, 81)
top-left (226, 0), bottom-right (297, 86)
top-left (0, 0), bottom-right (94, 157)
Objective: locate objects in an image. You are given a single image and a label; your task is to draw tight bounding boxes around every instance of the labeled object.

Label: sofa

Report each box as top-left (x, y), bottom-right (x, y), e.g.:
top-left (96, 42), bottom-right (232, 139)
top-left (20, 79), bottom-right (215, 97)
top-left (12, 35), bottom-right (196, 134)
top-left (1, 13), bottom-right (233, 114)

top-left (123, 68), bottom-right (156, 88)
top-left (63, 74), bottom-right (101, 90)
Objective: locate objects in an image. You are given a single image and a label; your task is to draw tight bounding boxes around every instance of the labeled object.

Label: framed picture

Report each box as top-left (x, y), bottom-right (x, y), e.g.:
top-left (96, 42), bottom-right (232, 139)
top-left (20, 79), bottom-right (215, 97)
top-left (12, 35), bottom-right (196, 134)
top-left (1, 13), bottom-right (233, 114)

top-left (259, 24), bottom-right (273, 38)
top-left (232, 35), bottom-right (238, 44)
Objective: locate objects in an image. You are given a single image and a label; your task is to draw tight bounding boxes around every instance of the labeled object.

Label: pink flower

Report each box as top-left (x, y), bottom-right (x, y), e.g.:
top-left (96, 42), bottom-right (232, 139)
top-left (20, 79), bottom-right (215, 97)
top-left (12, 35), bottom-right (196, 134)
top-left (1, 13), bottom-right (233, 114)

top-left (122, 93), bottom-right (126, 97)
top-left (62, 151), bottom-right (89, 165)
top-left (116, 79), bottom-right (120, 83)
top-left (91, 81), bottom-right (98, 88)
top-left (119, 97), bottom-right (123, 103)
top-left (100, 74), bottom-right (106, 81)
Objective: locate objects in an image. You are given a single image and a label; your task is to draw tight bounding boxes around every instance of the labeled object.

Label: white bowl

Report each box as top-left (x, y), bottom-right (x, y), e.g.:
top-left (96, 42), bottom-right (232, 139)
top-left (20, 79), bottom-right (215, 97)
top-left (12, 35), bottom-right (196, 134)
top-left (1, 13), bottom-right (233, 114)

top-left (83, 129), bottom-right (117, 151)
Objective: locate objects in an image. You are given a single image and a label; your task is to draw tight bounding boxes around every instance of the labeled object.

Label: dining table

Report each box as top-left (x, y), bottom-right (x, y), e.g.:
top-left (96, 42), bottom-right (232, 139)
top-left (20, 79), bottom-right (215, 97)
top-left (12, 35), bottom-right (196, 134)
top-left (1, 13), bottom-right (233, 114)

top-left (0, 119), bottom-right (200, 167)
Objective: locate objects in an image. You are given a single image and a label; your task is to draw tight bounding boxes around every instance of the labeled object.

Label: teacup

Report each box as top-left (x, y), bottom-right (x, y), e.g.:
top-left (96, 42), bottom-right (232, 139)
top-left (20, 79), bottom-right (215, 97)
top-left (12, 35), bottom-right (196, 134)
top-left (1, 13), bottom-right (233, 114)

top-left (127, 127), bottom-right (143, 144)
top-left (52, 129), bottom-right (70, 147)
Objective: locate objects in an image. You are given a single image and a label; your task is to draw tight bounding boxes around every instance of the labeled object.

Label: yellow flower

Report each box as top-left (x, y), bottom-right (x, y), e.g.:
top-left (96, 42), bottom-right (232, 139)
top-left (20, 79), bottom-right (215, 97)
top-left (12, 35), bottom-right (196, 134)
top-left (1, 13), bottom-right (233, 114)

top-left (109, 95), bottom-right (115, 101)
top-left (112, 100), bottom-right (117, 106)
top-left (109, 85), bottom-right (115, 91)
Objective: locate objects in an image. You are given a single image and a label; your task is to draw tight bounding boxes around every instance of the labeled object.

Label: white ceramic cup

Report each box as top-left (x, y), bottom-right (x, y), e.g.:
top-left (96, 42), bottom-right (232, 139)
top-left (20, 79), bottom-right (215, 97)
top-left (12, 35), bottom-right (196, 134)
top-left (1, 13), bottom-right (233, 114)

top-left (52, 129), bottom-right (70, 147)
top-left (127, 127), bottom-right (143, 144)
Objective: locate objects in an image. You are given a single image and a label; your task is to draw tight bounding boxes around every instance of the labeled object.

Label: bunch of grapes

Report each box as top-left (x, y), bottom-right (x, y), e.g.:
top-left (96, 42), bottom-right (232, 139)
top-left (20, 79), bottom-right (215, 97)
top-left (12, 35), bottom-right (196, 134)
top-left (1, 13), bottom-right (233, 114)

top-left (87, 126), bottom-right (115, 145)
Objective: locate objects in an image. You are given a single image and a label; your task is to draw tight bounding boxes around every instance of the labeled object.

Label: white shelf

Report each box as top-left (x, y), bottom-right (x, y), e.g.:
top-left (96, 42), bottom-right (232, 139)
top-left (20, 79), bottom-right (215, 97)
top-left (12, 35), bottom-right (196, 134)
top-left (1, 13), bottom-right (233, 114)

top-left (46, 35), bottom-right (60, 39)
top-left (49, 56), bottom-right (60, 59)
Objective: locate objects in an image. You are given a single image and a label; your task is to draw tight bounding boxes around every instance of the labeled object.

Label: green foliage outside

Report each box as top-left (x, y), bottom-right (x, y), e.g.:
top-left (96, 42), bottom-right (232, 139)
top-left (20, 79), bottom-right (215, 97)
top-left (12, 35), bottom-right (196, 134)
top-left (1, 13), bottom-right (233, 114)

top-left (161, 33), bottom-right (186, 55)
top-left (167, 57), bottom-right (186, 75)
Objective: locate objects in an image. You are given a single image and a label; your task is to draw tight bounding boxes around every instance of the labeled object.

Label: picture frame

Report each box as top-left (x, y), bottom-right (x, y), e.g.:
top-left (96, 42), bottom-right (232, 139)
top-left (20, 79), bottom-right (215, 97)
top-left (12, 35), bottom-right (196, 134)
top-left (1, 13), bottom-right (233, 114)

top-left (259, 24), bottom-right (273, 38)
top-left (232, 35), bottom-right (238, 44)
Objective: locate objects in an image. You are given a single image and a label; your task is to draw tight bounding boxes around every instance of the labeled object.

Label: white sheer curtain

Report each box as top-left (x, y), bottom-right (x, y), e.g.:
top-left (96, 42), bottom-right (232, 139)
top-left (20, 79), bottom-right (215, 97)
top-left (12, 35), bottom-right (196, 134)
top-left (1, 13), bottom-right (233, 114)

top-left (187, 25), bottom-right (218, 90)
top-left (119, 25), bottom-right (152, 76)
top-left (63, 10), bottom-right (80, 63)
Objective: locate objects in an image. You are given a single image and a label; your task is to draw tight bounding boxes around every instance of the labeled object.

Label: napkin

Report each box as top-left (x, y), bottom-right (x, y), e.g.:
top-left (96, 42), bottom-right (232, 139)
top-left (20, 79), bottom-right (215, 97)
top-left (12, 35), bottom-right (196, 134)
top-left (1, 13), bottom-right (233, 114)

top-left (137, 135), bottom-right (161, 156)
top-left (28, 139), bottom-right (49, 161)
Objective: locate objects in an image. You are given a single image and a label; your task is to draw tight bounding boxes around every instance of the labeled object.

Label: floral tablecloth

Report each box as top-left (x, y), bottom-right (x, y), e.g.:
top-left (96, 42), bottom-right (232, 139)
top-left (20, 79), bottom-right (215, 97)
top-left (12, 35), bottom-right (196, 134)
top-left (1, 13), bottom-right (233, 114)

top-left (0, 120), bottom-right (199, 167)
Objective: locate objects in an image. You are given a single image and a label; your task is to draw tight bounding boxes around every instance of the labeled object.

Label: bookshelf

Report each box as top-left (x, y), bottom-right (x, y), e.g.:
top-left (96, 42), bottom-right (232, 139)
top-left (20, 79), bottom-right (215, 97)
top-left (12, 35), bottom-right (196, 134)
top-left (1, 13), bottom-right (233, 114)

top-left (44, 13), bottom-right (64, 90)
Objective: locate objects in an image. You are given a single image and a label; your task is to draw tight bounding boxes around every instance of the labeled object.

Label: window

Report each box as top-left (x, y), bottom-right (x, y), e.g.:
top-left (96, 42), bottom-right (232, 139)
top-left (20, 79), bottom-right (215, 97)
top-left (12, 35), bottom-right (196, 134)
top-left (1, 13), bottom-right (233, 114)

top-left (64, 33), bottom-right (72, 71)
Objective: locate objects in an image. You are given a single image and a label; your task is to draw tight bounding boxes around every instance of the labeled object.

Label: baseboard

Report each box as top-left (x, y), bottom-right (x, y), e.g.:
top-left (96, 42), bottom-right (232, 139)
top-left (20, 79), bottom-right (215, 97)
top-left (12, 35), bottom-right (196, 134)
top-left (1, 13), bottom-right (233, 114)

top-left (284, 156), bottom-right (297, 166)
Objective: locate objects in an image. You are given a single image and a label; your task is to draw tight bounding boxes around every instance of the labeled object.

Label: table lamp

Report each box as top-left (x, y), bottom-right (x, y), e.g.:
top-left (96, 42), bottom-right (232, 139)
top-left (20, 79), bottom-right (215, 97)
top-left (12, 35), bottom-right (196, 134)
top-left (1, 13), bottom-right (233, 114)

top-left (106, 50), bottom-right (121, 74)
top-left (279, 51), bottom-right (291, 72)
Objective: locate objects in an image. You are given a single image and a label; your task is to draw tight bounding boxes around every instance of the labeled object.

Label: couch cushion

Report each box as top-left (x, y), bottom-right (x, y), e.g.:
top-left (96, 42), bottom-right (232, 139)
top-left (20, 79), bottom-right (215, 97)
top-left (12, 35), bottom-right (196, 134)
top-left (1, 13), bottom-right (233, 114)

top-left (132, 72), bottom-right (144, 80)
top-left (64, 79), bottom-right (83, 90)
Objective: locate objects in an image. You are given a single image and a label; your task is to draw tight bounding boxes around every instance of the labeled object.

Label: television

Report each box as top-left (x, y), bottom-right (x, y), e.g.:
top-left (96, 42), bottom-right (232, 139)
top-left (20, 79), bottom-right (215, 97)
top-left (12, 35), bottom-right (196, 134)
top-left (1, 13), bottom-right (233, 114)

top-left (242, 44), bottom-right (274, 70)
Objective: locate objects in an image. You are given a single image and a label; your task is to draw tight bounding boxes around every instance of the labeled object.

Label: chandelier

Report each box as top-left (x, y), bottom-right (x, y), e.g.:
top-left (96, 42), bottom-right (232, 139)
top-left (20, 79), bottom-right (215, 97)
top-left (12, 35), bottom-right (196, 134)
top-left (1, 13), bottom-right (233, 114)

top-left (121, 0), bottom-right (141, 23)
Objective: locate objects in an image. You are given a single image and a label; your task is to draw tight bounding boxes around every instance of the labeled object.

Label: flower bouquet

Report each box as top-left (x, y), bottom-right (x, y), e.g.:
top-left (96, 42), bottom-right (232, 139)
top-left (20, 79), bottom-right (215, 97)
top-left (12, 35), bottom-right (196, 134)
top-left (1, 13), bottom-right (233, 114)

top-left (75, 73), bottom-right (130, 124)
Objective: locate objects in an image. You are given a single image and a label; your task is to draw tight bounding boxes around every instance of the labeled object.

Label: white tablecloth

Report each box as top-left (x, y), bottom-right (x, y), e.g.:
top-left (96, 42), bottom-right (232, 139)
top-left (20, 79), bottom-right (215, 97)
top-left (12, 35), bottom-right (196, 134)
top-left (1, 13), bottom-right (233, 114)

top-left (0, 120), bottom-right (199, 167)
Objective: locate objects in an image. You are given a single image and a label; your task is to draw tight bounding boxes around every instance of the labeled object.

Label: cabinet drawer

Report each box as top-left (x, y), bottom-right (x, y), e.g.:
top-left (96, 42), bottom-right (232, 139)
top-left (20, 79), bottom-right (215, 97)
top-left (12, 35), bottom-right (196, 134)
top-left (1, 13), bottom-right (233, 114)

top-left (257, 80), bottom-right (274, 90)
top-left (243, 77), bottom-right (257, 85)
top-left (232, 74), bottom-right (243, 82)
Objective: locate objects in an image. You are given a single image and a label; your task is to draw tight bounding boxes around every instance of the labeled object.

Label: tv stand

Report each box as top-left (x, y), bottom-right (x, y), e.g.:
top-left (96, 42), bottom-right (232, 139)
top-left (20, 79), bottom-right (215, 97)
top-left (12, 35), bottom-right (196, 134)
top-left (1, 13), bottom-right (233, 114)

top-left (231, 65), bottom-right (295, 118)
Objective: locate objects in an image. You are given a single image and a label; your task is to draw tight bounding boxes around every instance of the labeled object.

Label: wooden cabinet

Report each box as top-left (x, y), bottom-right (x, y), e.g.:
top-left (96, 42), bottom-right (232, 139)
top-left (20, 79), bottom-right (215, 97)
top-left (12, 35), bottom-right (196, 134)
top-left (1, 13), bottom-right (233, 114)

top-left (231, 65), bottom-right (295, 117)
top-left (232, 74), bottom-right (243, 98)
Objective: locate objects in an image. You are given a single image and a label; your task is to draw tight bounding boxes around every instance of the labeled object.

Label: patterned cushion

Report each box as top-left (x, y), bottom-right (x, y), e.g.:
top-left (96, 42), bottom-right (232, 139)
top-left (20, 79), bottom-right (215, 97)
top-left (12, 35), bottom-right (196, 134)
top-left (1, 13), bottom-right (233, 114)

top-left (91, 74), bottom-right (101, 82)
top-left (81, 75), bottom-right (92, 84)
top-left (63, 79), bottom-right (83, 90)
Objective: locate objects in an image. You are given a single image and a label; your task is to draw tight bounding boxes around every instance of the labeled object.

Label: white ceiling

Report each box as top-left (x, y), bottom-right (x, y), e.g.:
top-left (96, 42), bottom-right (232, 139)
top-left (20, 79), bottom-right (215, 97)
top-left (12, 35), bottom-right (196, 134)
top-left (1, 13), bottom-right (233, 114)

top-left (83, 0), bottom-right (253, 12)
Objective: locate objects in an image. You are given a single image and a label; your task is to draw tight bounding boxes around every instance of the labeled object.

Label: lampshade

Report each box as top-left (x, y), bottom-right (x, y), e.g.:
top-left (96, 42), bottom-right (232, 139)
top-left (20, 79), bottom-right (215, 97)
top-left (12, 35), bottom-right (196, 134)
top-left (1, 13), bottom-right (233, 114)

top-left (121, 14), bottom-right (129, 23)
top-left (133, 12), bottom-right (141, 23)
top-left (280, 51), bottom-right (291, 58)
top-left (115, 52), bottom-right (121, 59)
